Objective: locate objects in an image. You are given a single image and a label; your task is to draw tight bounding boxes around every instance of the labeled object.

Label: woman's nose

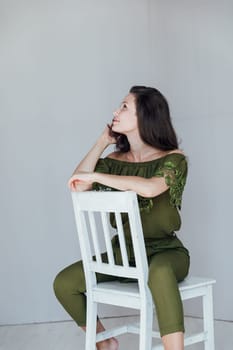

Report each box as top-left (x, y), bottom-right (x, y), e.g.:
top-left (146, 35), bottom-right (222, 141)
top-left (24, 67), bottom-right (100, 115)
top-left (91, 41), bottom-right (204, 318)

top-left (113, 109), bottom-right (119, 117)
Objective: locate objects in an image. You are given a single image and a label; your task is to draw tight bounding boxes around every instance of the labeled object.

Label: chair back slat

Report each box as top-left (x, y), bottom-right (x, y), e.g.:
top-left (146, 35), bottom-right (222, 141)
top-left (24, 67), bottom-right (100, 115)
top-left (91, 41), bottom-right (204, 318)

top-left (71, 191), bottom-right (149, 290)
top-left (128, 208), bottom-right (148, 278)
top-left (115, 212), bottom-right (129, 267)
top-left (100, 212), bottom-right (115, 265)
top-left (74, 209), bottom-right (96, 273)
top-left (88, 211), bottom-right (102, 264)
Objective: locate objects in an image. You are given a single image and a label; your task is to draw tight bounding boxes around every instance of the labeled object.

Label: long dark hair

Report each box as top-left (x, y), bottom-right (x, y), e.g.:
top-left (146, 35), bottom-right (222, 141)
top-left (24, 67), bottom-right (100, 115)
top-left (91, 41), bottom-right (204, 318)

top-left (111, 85), bottom-right (178, 152)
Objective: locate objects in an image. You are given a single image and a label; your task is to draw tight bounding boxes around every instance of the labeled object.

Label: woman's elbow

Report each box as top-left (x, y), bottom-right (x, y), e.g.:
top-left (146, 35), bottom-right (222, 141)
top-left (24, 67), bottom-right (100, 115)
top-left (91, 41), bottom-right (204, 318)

top-left (138, 187), bottom-right (157, 198)
top-left (139, 184), bottom-right (168, 198)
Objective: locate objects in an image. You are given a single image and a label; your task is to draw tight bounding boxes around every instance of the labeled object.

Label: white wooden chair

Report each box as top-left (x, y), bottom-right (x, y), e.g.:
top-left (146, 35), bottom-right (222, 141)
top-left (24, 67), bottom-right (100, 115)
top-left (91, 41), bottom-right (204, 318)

top-left (71, 191), bottom-right (216, 350)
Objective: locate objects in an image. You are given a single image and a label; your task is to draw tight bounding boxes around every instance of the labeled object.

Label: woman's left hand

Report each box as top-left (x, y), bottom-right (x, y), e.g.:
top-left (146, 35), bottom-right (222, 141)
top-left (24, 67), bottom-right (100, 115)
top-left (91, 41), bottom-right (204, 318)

top-left (68, 172), bottom-right (96, 191)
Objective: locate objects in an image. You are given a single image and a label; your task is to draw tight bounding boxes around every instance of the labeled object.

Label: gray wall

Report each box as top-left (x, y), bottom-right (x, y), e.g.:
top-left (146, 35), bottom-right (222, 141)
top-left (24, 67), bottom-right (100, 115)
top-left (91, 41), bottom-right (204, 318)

top-left (0, 0), bottom-right (232, 325)
top-left (150, 0), bottom-right (233, 322)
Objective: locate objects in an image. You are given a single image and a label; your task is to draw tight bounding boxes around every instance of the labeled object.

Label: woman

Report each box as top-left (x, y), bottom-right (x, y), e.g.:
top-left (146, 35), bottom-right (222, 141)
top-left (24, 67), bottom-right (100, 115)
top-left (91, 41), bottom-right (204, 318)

top-left (54, 86), bottom-right (190, 350)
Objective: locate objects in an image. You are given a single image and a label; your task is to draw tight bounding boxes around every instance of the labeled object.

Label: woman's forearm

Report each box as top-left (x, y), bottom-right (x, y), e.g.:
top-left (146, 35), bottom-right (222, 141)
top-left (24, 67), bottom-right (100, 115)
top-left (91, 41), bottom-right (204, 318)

top-left (69, 126), bottom-right (116, 192)
top-left (72, 138), bottom-right (109, 175)
top-left (94, 173), bottom-right (168, 198)
top-left (70, 138), bottom-right (109, 192)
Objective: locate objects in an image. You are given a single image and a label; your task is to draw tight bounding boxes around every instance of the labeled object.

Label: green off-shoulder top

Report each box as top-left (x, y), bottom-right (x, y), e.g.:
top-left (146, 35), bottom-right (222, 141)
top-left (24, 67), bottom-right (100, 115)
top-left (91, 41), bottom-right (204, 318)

top-left (93, 153), bottom-right (189, 261)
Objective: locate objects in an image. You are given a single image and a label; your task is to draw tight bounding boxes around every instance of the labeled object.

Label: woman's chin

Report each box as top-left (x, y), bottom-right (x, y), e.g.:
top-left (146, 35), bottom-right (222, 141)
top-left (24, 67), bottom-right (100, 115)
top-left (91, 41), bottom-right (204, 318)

top-left (111, 126), bottom-right (120, 133)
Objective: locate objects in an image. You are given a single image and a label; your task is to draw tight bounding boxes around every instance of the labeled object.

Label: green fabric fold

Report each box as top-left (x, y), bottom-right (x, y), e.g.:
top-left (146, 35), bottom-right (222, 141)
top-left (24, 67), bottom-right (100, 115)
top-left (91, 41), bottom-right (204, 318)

top-left (92, 153), bottom-right (187, 211)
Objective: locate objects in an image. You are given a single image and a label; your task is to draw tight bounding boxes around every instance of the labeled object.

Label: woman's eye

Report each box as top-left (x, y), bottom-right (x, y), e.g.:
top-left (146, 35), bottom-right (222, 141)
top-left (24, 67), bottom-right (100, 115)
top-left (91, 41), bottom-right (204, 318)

top-left (122, 104), bottom-right (127, 109)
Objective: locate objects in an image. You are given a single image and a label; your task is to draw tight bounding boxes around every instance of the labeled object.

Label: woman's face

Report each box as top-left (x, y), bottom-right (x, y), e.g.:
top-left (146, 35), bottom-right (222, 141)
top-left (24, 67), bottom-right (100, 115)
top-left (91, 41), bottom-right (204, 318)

top-left (112, 93), bottom-right (138, 135)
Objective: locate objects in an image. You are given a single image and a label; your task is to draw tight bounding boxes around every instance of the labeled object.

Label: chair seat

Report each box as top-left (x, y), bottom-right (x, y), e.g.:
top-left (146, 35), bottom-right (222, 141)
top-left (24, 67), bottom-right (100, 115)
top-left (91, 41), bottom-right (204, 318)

top-left (93, 276), bottom-right (216, 309)
top-left (178, 276), bottom-right (216, 290)
top-left (92, 281), bottom-right (142, 309)
top-left (96, 275), bottom-right (216, 295)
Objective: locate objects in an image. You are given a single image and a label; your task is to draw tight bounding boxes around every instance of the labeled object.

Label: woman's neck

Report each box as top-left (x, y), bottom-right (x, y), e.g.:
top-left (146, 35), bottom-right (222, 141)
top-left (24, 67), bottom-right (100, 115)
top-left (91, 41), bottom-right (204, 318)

top-left (125, 133), bottom-right (163, 162)
top-left (127, 147), bottom-right (164, 162)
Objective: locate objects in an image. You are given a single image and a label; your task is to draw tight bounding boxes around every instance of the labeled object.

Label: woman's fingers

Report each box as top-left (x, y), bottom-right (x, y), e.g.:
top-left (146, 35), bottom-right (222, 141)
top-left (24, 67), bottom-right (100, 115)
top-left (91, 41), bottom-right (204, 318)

top-left (68, 172), bottom-right (94, 191)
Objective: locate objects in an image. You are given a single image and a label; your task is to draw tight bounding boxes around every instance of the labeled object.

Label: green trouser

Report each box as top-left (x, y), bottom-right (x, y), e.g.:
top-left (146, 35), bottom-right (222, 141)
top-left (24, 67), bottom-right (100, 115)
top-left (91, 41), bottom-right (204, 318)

top-left (53, 249), bottom-right (190, 337)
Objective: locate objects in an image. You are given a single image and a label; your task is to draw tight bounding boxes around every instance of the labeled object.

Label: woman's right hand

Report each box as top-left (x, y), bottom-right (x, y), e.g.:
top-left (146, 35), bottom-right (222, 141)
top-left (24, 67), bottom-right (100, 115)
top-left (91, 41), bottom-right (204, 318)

top-left (99, 124), bottom-right (118, 146)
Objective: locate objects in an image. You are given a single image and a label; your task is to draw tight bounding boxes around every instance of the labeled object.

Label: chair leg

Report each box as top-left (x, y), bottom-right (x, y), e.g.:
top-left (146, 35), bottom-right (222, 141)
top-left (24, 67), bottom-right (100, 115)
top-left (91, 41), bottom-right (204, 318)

top-left (139, 296), bottom-right (153, 350)
top-left (85, 296), bottom-right (98, 350)
top-left (203, 285), bottom-right (215, 350)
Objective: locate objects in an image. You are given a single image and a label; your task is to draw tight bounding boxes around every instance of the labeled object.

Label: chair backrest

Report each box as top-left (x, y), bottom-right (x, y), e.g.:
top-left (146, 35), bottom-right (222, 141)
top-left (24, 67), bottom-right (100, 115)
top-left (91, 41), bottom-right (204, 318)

top-left (71, 191), bottom-right (148, 291)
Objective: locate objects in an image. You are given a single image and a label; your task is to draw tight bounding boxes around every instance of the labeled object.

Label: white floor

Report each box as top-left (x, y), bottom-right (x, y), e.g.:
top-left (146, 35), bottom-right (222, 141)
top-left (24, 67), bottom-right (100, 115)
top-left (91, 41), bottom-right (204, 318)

top-left (0, 315), bottom-right (232, 350)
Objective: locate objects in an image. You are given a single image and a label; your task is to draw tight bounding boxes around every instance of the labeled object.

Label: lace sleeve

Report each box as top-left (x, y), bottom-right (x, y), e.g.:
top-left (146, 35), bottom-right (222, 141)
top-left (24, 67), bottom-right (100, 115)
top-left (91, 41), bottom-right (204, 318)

top-left (154, 155), bottom-right (188, 209)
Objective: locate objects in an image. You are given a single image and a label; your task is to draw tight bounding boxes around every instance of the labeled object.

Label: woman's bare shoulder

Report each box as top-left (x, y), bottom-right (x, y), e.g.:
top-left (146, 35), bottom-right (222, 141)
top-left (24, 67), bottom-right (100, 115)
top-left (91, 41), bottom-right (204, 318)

top-left (167, 149), bottom-right (185, 156)
top-left (106, 151), bottom-right (124, 160)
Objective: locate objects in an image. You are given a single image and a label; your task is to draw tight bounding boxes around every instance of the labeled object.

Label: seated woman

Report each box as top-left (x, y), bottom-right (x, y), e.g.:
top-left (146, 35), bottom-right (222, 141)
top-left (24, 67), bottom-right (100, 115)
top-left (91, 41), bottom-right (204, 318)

top-left (54, 85), bottom-right (190, 350)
